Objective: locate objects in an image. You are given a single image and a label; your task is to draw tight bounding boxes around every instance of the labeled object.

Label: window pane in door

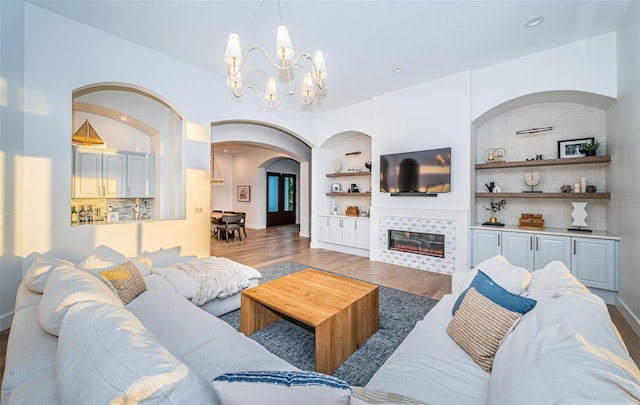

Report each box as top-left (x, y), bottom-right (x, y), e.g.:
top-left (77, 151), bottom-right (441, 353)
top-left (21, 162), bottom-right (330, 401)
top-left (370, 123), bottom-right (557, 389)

top-left (268, 175), bottom-right (279, 212)
top-left (285, 177), bottom-right (294, 212)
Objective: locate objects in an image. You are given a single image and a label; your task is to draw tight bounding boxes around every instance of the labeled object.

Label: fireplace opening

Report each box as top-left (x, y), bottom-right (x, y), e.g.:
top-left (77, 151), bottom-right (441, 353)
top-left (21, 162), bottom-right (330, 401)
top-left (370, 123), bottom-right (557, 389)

top-left (388, 230), bottom-right (445, 258)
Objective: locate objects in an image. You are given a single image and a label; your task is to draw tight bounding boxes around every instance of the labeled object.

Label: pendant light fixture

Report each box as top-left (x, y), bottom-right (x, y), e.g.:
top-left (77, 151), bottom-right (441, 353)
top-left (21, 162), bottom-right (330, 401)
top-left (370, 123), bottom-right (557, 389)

top-left (223, 1), bottom-right (328, 109)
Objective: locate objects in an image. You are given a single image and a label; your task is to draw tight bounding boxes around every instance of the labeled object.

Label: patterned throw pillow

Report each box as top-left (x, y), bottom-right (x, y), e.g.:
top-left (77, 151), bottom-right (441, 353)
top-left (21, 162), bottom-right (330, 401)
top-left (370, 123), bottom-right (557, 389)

top-left (211, 370), bottom-right (351, 405)
top-left (100, 260), bottom-right (146, 304)
top-left (447, 287), bottom-right (522, 372)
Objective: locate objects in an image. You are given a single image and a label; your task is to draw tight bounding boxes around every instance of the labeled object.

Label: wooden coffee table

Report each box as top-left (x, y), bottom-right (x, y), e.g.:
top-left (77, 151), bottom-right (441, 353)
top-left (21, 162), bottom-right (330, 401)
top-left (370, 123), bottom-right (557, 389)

top-left (240, 269), bottom-right (379, 374)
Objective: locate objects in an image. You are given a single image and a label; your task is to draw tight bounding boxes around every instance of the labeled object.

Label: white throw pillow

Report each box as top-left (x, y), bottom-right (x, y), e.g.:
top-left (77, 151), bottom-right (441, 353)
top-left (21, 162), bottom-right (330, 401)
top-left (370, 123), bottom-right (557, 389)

top-left (466, 255), bottom-right (531, 295)
top-left (77, 245), bottom-right (127, 270)
top-left (57, 301), bottom-right (217, 404)
top-left (211, 370), bottom-right (351, 405)
top-left (23, 254), bottom-right (75, 293)
top-left (39, 265), bottom-right (122, 336)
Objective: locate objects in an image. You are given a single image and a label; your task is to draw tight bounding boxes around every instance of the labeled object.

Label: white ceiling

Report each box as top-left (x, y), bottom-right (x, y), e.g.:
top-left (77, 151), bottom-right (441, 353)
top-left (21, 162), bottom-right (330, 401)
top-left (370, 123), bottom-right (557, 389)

top-left (30, 0), bottom-right (632, 113)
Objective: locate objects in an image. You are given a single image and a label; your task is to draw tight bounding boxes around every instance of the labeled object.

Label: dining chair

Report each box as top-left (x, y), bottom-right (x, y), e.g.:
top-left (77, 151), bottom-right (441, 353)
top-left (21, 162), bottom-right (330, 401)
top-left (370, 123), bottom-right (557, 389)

top-left (230, 211), bottom-right (247, 237)
top-left (213, 214), bottom-right (242, 242)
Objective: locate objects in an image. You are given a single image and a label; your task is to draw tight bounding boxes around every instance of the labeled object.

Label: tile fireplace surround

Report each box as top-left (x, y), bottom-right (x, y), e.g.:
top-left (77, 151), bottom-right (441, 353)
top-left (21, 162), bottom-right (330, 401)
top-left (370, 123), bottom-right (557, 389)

top-left (372, 208), bottom-right (469, 275)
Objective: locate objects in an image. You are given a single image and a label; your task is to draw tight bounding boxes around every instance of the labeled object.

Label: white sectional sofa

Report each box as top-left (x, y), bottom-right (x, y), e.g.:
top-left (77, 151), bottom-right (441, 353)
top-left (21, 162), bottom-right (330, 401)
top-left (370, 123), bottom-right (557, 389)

top-left (366, 256), bottom-right (640, 404)
top-left (3, 249), bottom-right (640, 404)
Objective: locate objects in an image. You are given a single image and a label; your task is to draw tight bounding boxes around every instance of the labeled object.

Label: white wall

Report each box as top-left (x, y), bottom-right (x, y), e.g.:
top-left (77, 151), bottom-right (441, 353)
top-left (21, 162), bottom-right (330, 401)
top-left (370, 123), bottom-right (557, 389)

top-left (0, 1), bottom-right (26, 330)
top-left (609, 0), bottom-right (640, 335)
top-left (0, 3), bottom-right (320, 329)
top-left (211, 151), bottom-right (234, 211)
top-left (471, 32), bottom-right (618, 121)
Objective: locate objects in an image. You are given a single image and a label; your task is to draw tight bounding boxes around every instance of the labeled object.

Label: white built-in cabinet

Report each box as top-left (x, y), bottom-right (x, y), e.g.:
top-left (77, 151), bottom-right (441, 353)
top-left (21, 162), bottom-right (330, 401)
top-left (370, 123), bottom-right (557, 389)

top-left (470, 227), bottom-right (618, 292)
top-left (318, 215), bottom-right (370, 249)
top-left (73, 146), bottom-right (155, 198)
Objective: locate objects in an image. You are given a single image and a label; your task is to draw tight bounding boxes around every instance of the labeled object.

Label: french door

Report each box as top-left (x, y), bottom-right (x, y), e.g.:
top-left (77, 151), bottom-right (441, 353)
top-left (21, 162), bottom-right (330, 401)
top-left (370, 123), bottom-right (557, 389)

top-left (266, 172), bottom-right (296, 227)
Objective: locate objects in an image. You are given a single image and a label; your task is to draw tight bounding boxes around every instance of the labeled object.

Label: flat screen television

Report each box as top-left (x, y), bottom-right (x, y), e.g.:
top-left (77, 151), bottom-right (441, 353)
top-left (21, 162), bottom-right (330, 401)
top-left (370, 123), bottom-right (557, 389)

top-left (380, 147), bottom-right (451, 194)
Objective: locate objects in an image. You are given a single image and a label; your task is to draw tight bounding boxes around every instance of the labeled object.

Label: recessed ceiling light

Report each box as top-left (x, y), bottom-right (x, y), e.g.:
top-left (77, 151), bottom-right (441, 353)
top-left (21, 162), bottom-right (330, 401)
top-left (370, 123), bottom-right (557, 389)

top-left (392, 67), bottom-right (404, 73)
top-left (120, 116), bottom-right (127, 121)
top-left (525, 16), bottom-right (544, 28)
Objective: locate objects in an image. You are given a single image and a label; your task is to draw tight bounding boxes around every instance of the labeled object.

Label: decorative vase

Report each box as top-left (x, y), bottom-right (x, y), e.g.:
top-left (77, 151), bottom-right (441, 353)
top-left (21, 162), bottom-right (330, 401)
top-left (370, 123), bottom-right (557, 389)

top-left (489, 216), bottom-right (497, 223)
top-left (585, 150), bottom-right (596, 157)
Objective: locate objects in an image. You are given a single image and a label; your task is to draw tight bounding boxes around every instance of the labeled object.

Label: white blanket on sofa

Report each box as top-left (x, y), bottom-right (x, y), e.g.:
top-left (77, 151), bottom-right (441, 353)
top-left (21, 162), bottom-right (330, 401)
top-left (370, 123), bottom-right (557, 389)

top-left (172, 257), bottom-right (250, 305)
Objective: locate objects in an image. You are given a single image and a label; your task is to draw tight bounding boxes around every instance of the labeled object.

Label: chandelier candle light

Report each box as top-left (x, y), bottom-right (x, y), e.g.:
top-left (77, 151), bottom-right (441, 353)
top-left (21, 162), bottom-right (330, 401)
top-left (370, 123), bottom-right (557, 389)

top-left (224, 17), bottom-right (328, 108)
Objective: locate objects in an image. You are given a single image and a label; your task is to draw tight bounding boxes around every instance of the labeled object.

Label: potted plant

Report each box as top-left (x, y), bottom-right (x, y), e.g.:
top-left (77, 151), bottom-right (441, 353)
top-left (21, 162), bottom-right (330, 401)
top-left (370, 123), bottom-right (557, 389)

top-left (484, 199), bottom-right (507, 223)
top-left (580, 141), bottom-right (601, 157)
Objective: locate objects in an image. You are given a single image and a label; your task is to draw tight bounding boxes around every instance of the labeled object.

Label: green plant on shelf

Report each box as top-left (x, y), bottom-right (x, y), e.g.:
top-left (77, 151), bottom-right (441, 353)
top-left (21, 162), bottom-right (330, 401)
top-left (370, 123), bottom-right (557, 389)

top-left (484, 199), bottom-right (507, 219)
top-left (580, 141), bottom-right (601, 153)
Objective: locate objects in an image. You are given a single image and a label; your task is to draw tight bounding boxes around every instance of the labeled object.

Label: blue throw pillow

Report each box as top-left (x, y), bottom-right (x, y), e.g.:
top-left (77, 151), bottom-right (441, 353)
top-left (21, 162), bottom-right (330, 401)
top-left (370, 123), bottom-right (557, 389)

top-left (211, 370), bottom-right (352, 405)
top-left (452, 270), bottom-right (537, 315)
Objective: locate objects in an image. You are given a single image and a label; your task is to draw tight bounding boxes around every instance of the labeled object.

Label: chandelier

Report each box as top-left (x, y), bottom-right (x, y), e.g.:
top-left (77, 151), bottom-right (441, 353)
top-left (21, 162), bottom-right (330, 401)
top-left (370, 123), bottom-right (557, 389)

top-left (223, 4), bottom-right (328, 109)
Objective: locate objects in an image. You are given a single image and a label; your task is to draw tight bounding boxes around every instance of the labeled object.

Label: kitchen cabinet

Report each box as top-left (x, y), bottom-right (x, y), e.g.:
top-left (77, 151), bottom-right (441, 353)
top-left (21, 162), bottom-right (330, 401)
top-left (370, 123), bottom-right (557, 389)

top-left (127, 153), bottom-right (155, 198)
top-left (317, 215), bottom-right (370, 250)
top-left (73, 146), bottom-right (155, 198)
top-left (572, 237), bottom-right (617, 291)
top-left (470, 226), bottom-right (617, 292)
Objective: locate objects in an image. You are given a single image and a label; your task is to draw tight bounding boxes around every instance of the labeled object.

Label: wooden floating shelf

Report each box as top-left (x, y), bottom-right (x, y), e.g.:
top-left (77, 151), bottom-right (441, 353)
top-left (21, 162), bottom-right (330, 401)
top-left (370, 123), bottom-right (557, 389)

top-left (475, 155), bottom-right (611, 169)
top-left (326, 192), bottom-right (371, 197)
top-left (326, 171), bottom-right (371, 177)
top-left (475, 192), bottom-right (611, 199)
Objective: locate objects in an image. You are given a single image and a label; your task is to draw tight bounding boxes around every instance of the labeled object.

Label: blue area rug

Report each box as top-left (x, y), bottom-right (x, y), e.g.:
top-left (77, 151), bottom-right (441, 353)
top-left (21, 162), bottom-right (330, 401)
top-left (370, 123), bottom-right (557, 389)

top-left (219, 261), bottom-right (438, 386)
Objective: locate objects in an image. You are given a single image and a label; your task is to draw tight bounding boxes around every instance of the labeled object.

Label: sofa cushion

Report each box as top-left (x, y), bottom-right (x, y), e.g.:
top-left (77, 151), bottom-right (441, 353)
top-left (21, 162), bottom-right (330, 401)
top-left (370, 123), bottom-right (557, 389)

top-left (447, 287), bottom-right (522, 372)
top-left (350, 386), bottom-right (424, 404)
top-left (489, 289), bottom-right (640, 403)
top-left (211, 370), bottom-right (351, 405)
top-left (453, 270), bottom-right (537, 315)
top-left (461, 255), bottom-right (531, 295)
top-left (100, 260), bottom-right (147, 304)
top-left (526, 260), bottom-right (590, 297)
top-left (23, 254), bottom-right (76, 293)
top-left (38, 265), bottom-right (122, 336)
top-left (77, 245), bottom-right (127, 270)
top-left (57, 301), bottom-right (217, 404)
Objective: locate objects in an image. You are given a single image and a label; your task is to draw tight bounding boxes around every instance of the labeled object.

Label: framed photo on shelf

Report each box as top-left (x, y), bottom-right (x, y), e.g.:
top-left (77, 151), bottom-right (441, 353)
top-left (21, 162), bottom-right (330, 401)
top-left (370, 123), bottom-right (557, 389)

top-left (237, 186), bottom-right (250, 202)
top-left (558, 137), bottom-right (594, 159)
top-left (332, 183), bottom-right (341, 192)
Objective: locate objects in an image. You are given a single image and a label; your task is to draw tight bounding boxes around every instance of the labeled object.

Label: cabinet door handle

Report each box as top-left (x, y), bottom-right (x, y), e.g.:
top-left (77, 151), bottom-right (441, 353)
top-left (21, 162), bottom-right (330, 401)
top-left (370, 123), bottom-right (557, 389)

top-left (326, 218), bottom-right (329, 226)
top-left (530, 236), bottom-right (533, 251)
top-left (574, 240), bottom-right (577, 255)
top-left (536, 237), bottom-right (539, 251)
top-left (498, 234), bottom-right (501, 247)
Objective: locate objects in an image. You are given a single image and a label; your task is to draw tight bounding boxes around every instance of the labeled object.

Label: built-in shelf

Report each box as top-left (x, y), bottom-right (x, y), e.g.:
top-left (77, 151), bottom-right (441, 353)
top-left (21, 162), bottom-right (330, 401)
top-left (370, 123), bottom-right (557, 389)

top-left (475, 155), bottom-right (611, 170)
top-left (475, 192), bottom-right (611, 199)
top-left (326, 192), bottom-right (371, 197)
top-left (326, 171), bottom-right (371, 178)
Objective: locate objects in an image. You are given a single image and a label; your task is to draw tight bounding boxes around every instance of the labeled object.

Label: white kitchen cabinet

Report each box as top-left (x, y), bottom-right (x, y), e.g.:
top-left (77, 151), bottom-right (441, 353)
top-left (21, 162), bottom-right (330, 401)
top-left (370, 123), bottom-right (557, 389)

top-left (317, 215), bottom-right (370, 250)
top-left (73, 146), bottom-right (155, 198)
top-left (317, 216), bottom-right (331, 243)
top-left (470, 226), bottom-right (618, 293)
top-left (127, 153), bottom-right (155, 198)
top-left (74, 148), bottom-right (127, 198)
top-left (329, 217), bottom-right (343, 244)
top-left (572, 237), bottom-right (617, 290)
top-left (470, 229), bottom-right (502, 266)
top-left (355, 219), bottom-right (370, 249)
top-left (502, 231), bottom-right (535, 270)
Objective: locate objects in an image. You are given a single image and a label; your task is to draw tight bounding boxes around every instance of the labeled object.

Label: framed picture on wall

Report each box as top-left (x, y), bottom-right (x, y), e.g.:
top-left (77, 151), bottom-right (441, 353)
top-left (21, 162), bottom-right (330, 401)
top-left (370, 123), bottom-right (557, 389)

top-left (332, 183), bottom-right (341, 192)
top-left (558, 137), bottom-right (594, 158)
top-left (237, 186), bottom-right (250, 202)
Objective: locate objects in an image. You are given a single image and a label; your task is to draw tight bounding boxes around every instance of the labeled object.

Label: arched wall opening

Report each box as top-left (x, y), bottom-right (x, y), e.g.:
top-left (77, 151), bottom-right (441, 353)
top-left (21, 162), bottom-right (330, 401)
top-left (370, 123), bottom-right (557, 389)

top-left (71, 82), bottom-right (186, 222)
top-left (211, 121), bottom-right (312, 236)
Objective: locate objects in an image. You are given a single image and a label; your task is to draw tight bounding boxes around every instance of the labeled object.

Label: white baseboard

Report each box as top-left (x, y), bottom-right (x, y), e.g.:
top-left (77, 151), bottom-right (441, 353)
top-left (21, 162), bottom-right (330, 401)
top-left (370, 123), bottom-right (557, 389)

top-left (615, 295), bottom-right (640, 338)
top-left (1, 311), bottom-right (14, 331)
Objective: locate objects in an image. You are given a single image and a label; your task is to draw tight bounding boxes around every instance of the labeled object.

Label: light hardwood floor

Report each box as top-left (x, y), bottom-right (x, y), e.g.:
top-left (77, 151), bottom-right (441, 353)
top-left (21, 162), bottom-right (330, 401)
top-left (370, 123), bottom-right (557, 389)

top-left (1, 225), bottom-right (638, 385)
